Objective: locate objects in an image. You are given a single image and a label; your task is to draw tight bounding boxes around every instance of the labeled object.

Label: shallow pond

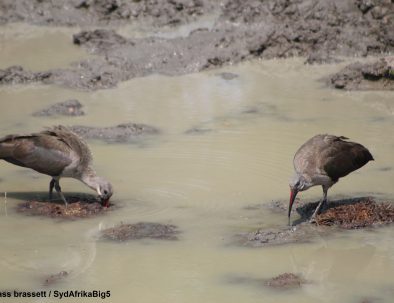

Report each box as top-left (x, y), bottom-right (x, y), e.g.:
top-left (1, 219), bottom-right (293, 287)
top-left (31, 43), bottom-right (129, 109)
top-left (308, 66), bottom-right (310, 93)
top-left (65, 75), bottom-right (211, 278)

top-left (0, 24), bottom-right (393, 303)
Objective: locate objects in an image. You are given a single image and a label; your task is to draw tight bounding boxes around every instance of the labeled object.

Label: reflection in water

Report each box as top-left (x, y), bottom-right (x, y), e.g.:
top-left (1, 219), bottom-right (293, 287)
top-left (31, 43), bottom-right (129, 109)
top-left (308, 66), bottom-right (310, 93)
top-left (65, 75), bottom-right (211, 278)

top-left (0, 25), bottom-right (393, 303)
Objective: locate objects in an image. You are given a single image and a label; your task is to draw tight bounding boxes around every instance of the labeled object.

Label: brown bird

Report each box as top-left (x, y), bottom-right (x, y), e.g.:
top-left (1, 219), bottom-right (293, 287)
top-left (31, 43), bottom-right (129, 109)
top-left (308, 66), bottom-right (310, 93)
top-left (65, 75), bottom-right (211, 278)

top-left (0, 126), bottom-right (113, 206)
top-left (288, 134), bottom-right (373, 223)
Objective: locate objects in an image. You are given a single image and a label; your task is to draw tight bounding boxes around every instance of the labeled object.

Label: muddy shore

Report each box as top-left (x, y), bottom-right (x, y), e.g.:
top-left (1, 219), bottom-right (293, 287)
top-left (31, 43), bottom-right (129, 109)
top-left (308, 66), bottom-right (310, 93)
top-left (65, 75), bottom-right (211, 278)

top-left (0, 0), bottom-right (393, 91)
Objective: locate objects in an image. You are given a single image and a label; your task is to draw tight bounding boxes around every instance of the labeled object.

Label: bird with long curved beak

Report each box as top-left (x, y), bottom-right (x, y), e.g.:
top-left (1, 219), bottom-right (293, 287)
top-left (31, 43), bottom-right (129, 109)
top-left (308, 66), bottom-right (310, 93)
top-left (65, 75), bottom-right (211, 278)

top-left (0, 126), bottom-right (113, 207)
top-left (288, 134), bottom-right (373, 224)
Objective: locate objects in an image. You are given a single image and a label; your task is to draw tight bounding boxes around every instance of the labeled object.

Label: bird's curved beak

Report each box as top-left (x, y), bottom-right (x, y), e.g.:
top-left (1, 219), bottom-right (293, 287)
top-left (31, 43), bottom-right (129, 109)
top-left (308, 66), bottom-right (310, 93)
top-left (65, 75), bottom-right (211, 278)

top-left (288, 188), bottom-right (298, 218)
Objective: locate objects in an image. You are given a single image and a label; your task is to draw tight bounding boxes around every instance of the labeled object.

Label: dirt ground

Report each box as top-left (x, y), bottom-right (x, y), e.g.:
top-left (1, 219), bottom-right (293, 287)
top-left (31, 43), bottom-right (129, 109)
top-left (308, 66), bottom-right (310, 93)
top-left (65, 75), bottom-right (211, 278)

top-left (0, 0), bottom-right (393, 90)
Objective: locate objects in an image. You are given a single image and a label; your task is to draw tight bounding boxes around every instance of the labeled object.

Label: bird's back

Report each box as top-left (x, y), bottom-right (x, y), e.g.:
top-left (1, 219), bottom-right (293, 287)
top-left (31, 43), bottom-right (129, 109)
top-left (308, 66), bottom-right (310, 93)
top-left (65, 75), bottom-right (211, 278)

top-left (294, 134), bottom-right (373, 182)
top-left (0, 126), bottom-right (92, 177)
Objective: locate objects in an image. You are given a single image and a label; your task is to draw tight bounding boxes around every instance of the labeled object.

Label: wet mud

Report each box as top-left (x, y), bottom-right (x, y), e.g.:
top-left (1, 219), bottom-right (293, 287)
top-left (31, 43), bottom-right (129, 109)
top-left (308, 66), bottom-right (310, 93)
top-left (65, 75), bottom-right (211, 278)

top-left (17, 197), bottom-right (111, 220)
top-left (0, 0), bottom-right (213, 27)
top-left (43, 271), bottom-right (69, 286)
top-left (101, 222), bottom-right (180, 241)
top-left (265, 273), bottom-right (306, 289)
top-left (33, 99), bottom-right (85, 117)
top-left (239, 196), bottom-right (394, 247)
top-left (69, 122), bottom-right (159, 143)
top-left (0, 1), bottom-right (393, 90)
top-left (0, 66), bottom-right (52, 85)
top-left (328, 57), bottom-right (394, 90)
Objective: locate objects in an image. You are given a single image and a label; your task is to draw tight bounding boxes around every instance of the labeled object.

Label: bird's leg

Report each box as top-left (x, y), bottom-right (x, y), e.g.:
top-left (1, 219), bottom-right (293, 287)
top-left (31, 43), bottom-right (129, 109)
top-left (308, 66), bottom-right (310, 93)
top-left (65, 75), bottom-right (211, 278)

top-left (320, 186), bottom-right (329, 212)
top-left (54, 179), bottom-right (68, 207)
top-left (310, 187), bottom-right (328, 222)
top-left (49, 178), bottom-right (55, 201)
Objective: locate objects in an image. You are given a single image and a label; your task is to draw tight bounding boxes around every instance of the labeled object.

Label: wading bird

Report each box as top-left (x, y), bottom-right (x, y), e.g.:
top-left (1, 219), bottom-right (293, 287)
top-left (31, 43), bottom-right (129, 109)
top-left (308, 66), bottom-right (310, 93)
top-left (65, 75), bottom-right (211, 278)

top-left (0, 126), bottom-right (113, 206)
top-left (288, 134), bottom-right (373, 223)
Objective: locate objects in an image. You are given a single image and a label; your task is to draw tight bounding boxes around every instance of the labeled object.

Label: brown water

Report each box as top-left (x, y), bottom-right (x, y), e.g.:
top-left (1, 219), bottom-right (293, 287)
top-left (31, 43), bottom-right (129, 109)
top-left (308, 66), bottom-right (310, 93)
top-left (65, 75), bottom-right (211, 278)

top-left (0, 24), bottom-right (394, 303)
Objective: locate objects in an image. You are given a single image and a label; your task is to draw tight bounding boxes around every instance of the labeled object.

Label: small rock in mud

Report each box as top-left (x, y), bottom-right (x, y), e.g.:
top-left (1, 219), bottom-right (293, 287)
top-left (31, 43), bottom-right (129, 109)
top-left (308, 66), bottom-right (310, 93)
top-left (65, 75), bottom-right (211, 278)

top-left (0, 66), bottom-right (51, 85)
top-left (265, 273), bottom-right (306, 289)
top-left (69, 123), bottom-right (159, 143)
top-left (43, 271), bottom-right (68, 286)
top-left (17, 198), bottom-right (110, 219)
top-left (33, 100), bottom-right (85, 117)
top-left (328, 58), bottom-right (394, 90)
top-left (101, 222), bottom-right (180, 241)
top-left (315, 199), bottom-right (394, 229)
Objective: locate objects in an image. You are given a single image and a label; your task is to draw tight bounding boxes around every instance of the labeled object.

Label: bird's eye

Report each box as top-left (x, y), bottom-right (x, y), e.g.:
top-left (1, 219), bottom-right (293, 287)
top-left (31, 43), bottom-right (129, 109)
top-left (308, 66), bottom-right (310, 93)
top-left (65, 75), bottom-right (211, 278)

top-left (103, 190), bottom-right (108, 195)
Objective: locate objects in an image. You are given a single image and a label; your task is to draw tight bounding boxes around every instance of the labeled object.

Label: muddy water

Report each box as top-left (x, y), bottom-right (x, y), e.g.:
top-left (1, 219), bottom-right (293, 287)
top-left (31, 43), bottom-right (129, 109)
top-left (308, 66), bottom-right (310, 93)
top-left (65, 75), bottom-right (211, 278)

top-left (0, 25), bottom-right (394, 303)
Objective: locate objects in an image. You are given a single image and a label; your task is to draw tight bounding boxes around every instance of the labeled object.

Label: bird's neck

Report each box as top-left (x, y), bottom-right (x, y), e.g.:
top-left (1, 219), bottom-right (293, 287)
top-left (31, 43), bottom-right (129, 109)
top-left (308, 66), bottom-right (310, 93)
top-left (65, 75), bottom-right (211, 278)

top-left (80, 169), bottom-right (99, 191)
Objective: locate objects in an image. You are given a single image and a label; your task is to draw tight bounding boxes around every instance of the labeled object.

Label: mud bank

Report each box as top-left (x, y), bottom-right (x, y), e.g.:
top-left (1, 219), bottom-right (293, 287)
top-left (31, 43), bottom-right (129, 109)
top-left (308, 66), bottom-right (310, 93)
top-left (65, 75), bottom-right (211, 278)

top-left (70, 123), bottom-right (159, 143)
top-left (0, 0), bottom-right (393, 90)
top-left (328, 58), bottom-right (394, 90)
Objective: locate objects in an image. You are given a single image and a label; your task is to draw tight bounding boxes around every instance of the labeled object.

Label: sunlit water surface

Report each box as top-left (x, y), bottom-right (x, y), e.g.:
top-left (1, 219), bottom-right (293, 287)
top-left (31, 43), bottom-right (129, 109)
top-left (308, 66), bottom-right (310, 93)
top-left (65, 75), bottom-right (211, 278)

top-left (0, 24), bottom-right (393, 303)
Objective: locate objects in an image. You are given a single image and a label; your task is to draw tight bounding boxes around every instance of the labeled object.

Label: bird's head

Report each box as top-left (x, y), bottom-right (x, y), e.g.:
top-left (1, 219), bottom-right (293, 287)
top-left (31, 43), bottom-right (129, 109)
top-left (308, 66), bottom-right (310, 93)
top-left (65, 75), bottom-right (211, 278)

top-left (82, 173), bottom-right (113, 207)
top-left (95, 178), bottom-right (113, 207)
top-left (288, 174), bottom-right (312, 219)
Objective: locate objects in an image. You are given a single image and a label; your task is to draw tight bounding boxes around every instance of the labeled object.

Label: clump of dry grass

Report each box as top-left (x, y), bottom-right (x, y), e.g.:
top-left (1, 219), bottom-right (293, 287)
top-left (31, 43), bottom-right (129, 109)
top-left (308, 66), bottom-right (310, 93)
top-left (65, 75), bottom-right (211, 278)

top-left (315, 198), bottom-right (394, 229)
